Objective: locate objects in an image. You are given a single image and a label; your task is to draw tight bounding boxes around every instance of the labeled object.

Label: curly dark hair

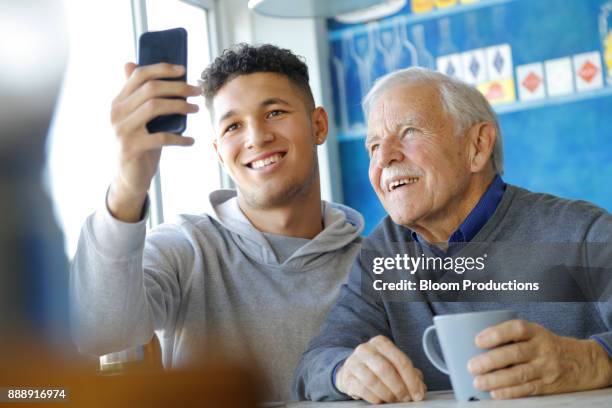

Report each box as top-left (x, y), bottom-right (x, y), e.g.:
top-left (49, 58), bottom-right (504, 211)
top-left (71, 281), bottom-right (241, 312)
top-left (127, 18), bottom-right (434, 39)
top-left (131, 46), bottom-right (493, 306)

top-left (200, 43), bottom-right (315, 111)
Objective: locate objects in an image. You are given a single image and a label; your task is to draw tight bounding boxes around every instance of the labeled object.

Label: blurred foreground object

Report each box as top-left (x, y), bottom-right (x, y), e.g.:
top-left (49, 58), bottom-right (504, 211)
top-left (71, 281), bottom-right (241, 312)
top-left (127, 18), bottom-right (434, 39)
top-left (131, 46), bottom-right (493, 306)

top-left (0, 342), bottom-right (260, 407)
top-left (0, 0), bottom-right (70, 348)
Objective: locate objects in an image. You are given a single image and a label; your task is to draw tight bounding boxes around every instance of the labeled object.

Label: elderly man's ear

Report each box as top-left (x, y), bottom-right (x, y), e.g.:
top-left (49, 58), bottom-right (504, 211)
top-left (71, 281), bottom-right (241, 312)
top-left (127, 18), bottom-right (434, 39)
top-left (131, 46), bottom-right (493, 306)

top-left (467, 122), bottom-right (497, 174)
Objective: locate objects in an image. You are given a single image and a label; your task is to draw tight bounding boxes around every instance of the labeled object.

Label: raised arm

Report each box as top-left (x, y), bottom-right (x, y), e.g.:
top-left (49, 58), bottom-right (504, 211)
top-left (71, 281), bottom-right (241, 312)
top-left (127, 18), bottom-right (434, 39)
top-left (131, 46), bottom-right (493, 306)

top-left (70, 62), bottom-right (200, 355)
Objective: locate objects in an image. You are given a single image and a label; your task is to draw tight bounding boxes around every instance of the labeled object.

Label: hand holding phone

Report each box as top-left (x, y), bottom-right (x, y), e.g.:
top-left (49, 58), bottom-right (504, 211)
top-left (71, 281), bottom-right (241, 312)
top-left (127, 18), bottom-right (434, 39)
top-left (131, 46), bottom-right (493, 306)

top-left (106, 28), bottom-right (201, 222)
top-left (138, 27), bottom-right (189, 134)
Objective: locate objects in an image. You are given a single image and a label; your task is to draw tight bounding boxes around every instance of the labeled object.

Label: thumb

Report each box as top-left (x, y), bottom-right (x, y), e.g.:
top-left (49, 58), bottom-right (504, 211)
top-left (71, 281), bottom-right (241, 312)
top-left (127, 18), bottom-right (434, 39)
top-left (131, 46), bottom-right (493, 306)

top-left (124, 62), bottom-right (137, 79)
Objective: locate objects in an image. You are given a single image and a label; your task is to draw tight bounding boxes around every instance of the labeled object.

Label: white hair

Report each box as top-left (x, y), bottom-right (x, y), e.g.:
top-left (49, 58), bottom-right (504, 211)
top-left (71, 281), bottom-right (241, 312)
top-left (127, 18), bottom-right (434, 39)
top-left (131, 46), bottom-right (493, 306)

top-left (362, 67), bottom-right (504, 174)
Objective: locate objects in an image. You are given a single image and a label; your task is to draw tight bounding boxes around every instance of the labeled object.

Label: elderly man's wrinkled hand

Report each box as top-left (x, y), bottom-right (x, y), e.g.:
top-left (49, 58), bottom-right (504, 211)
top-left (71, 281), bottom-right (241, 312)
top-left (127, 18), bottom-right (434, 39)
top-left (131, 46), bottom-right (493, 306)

top-left (468, 319), bottom-right (612, 399)
top-left (335, 335), bottom-right (427, 404)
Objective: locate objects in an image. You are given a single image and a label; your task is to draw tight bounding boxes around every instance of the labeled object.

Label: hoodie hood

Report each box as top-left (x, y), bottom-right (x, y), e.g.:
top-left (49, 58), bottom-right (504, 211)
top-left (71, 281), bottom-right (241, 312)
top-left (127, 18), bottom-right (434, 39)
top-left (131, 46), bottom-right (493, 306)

top-left (206, 189), bottom-right (363, 268)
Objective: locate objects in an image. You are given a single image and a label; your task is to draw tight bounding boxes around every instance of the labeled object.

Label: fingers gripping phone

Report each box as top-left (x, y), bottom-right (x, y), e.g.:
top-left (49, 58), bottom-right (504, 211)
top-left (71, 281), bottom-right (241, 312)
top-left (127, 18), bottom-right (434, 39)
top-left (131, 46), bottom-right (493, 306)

top-left (138, 27), bottom-right (188, 134)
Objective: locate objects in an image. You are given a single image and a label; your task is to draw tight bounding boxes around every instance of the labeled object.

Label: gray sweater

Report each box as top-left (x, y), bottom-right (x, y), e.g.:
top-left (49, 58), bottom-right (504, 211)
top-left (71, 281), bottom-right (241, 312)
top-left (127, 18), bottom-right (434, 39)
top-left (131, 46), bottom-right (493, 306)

top-left (70, 189), bottom-right (363, 401)
top-left (293, 185), bottom-right (612, 401)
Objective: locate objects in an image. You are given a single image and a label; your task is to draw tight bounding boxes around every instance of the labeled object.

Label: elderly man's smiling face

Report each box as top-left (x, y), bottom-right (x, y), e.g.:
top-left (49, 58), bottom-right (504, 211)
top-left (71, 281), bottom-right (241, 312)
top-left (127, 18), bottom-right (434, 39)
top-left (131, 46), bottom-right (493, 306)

top-left (366, 82), bottom-right (474, 232)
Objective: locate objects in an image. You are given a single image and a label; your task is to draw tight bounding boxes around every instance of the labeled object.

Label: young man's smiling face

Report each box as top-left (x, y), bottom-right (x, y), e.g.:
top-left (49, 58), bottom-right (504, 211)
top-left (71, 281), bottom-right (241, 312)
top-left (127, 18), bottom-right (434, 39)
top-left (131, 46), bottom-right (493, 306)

top-left (212, 72), bottom-right (328, 210)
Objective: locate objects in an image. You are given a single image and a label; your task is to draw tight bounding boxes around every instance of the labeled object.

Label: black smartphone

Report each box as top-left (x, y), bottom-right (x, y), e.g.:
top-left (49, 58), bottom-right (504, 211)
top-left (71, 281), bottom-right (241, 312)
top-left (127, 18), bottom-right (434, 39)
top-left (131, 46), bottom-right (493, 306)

top-left (138, 27), bottom-right (188, 135)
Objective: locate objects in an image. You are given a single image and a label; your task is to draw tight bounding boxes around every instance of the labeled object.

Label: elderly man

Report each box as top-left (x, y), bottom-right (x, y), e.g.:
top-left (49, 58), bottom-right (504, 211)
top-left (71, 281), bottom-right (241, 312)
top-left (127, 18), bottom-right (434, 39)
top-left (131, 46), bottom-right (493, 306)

top-left (293, 67), bottom-right (612, 403)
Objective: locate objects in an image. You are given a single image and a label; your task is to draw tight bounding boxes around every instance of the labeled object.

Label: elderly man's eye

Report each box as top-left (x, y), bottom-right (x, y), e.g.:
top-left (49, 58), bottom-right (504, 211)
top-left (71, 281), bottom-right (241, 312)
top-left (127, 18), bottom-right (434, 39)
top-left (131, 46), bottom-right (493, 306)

top-left (402, 127), bottom-right (417, 137)
top-left (369, 144), bottom-right (379, 154)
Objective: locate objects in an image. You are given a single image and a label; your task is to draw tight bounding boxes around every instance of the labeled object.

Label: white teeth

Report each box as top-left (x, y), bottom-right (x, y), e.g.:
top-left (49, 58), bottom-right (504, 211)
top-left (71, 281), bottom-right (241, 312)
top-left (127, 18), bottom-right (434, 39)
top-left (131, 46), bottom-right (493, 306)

top-left (387, 177), bottom-right (418, 192)
top-left (251, 153), bottom-right (282, 169)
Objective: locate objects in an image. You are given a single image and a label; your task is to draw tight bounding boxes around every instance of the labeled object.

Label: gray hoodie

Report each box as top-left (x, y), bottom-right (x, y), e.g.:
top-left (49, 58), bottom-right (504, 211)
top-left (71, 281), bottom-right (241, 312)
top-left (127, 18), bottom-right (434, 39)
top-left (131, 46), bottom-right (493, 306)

top-left (70, 189), bottom-right (363, 401)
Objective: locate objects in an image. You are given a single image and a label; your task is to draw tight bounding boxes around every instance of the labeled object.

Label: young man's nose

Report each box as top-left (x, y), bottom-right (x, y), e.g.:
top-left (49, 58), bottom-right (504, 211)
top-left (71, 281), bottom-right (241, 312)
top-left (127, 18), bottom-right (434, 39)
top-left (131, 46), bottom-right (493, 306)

top-left (244, 121), bottom-right (274, 149)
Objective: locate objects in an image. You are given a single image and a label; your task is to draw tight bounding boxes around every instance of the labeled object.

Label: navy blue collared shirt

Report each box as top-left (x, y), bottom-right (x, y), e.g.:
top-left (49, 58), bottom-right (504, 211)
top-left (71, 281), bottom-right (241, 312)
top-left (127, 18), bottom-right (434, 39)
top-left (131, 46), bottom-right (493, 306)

top-left (412, 174), bottom-right (506, 255)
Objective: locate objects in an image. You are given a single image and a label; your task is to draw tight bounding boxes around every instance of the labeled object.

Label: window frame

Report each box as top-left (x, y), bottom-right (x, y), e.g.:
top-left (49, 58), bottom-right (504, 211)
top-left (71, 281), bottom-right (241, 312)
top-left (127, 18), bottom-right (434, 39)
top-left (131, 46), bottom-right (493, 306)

top-left (130, 0), bottom-right (226, 228)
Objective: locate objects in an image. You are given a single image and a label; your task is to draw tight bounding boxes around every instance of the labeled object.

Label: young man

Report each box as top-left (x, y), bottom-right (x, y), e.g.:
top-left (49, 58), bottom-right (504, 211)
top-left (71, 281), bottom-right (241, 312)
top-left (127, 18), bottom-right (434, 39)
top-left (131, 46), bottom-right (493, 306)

top-left (70, 44), bottom-right (363, 401)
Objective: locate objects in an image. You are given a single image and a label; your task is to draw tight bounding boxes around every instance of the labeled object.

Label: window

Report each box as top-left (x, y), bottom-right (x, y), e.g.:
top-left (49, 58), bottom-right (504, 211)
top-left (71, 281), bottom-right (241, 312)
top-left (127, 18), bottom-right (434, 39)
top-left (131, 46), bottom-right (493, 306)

top-left (47, 1), bottom-right (136, 257)
top-left (48, 0), bottom-right (220, 257)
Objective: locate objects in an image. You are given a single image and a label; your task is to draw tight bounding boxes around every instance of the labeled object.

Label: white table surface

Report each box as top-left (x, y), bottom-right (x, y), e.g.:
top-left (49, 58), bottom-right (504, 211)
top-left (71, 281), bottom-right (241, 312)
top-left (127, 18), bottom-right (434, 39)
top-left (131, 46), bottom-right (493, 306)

top-left (280, 388), bottom-right (612, 407)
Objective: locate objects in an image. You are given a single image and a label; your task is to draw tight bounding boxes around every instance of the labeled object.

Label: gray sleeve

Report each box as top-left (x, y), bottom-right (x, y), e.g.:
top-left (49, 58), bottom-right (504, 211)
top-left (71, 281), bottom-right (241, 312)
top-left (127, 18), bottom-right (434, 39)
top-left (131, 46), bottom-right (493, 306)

top-left (292, 251), bottom-right (391, 401)
top-left (70, 202), bottom-right (190, 356)
top-left (585, 211), bottom-right (612, 356)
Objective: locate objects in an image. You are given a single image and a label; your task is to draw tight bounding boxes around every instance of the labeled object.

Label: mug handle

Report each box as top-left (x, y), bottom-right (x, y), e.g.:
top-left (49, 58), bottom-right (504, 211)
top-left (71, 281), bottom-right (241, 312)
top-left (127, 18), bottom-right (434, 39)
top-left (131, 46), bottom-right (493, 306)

top-left (422, 325), bottom-right (449, 375)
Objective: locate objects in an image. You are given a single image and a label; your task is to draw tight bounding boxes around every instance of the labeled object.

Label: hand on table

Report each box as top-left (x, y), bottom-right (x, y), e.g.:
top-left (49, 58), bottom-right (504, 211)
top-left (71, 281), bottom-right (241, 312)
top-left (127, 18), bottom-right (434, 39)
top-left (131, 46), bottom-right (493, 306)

top-left (336, 335), bottom-right (427, 404)
top-left (468, 319), bottom-right (612, 399)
